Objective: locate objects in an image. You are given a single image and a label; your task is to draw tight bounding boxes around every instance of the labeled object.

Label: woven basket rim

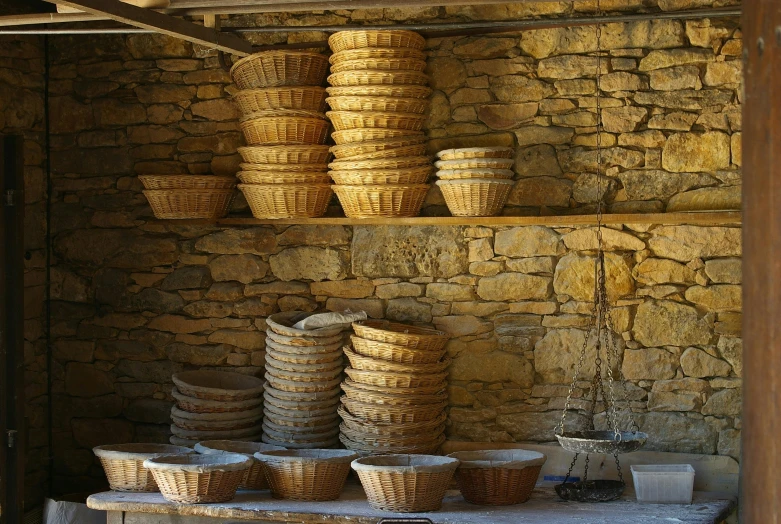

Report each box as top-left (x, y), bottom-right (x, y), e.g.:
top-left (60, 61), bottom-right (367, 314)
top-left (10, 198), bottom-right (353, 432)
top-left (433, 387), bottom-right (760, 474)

top-left (230, 50), bottom-right (329, 76)
top-left (267, 311), bottom-right (345, 338)
top-left (143, 188), bottom-right (235, 195)
top-left (170, 405), bottom-right (263, 421)
top-left (194, 441), bottom-right (285, 458)
top-left (436, 168), bottom-right (515, 178)
top-left (328, 70), bottom-right (429, 85)
top-left (264, 382), bottom-right (341, 401)
top-left (234, 86), bottom-right (327, 96)
top-left (328, 29), bottom-right (426, 51)
top-left (172, 370), bottom-right (264, 398)
top-left (353, 319), bottom-right (447, 339)
top-left (255, 449), bottom-right (358, 463)
top-left (144, 453), bottom-right (252, 472)
top-left (436, 147), bottom-right (515, 159)
top-left (171, 389), bottom-right (263, 409)
top-left (329, 47), bottom-right (427, 64)
top-left (138, 174), bottom-right (236, 187)
top-left (446, 450), bottom-right (547, 469)
top-left (434, 158), bottom-right (516, 169)
top-left (239, 113), bottom-right (327, 124)
top-left (93, 444), bottom-right (193, 461)
top-left (239, 183), bottom-right (333, 190)
top-left (351, 454), bottom-right (459, 473)
top-left (436, 178), bottom-right (515, 186)
top-left (326, 110), bottom-right (426, 120)
top-left (332, 183), bottom-right (430, 190)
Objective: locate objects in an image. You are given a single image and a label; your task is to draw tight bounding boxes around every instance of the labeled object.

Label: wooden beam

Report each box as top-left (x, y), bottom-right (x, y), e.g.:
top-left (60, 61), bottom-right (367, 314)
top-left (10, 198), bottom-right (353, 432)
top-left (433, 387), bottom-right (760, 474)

top-left (742, 1), bottom-right (780, 523)
top-left (42, 0), bottom-right (253, 55)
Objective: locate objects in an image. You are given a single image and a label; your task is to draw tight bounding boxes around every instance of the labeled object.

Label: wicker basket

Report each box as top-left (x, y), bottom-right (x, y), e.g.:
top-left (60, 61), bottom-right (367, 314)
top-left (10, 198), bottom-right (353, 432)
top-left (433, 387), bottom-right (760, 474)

top-left (329, 170), bottom-right (430, 185)
top-left (239, 183), bottom-right (332, 219)
top-left (326, 96), bottom-right (428, 114)
top-left (332, 128), bottom-right (424, 145)
top-left (330, 155), bottom-right (430, 169)
top-left (351, 335), bottom-right (446, 364)
top-left (239, 162), bottom-right (328, 172)
top-left (353, 320), bottom-right (448, 350)
top-left (436, 147), bottom-right (515, 160)
top-left (344, 367), bottom-right (447, 389)
top-left (340, 433), bottom-right (446, 456)
top-left (265, 352), bottom-right (343, 373)
top-left (326, 84), bottom-right (432, 99)
top-left (170, 405), bottom-right (264, 423)
top-left (265, 338), bottom-right (344, 356)
top-left (329, 47), bottom-right (426, 64)
top-left (170, 422), bottom-right (263, 441)
top-left (437, 179), bottom-right (515, 217)
top-left (265, 373), bottom-right (342, 394)
top-left (341, 381), bottom-right (447, 406)
top-left (332, 184), bottom-right (429, 218)
top-left (261, 434), bottom-right (340, 449)
top-left (237, 145), bottom-right (331, 165)
top-left (262, 422), bottom-right (340, 443)
top-left (264, 400), bottom-right (339, 420)
top-left (342, 378), bottom-right (445, 398)
top-left (194, 441), bottom-right (285, 490)
top-left (328, 70), bottom-right (429, 87)
top-left (434, 158), bottom-right (515, 170)
top-left (338, 406), bottom-right (447, 434)
top-left (330, 136), bottom-right (427, 159)
top-left (93, 444), bottom-right (193, 492)
top-left (330, 164), bottom-right (432, 179)
top-left (172, 389), bottom-right (263, 414)
top-left (327, 110), bottom-right (425, 132)
top-left (341, 398), bottom-right (447, 424)
top-left (171, 414), bottom-right (260, 432)
top-left (254, 449), bottom-right (358, 501)
top-left (344, 348), bottom-right (450, 374)
top-left (266, 311), bottom-right (345, 338)
top-left (143, 189), bottom-right (234, 220)
top-left (264, 382), bottom-right (341, 402)
top-left (173, 371), bottom-right (264, 401)
top-left (266, 347), bottom-right (343, 366)
top-left (264, 410), bottom-right (339, 428)
top-left (351, 455), bottom-right (459, 512)
top-left (330, 58), bottom-right (427, 74)
top-left (240, 117), bottom-right (330, 145)
top-left (447, 450), bottom-right (547, 506)
top-left (138, 175), bottom-right (236, 190)
top-left (340, 424), bottom-right (446, 447)
top-left (238, 172), bottom-right (332, 185)
top-left (233, 86), bottom-right (328, 114)
top-left (436, 168), bottom-right (515, 180)
top-left (144, 454), bottom-right (251, 504)
top-left (265, 329), bottom-right (344, 348)
top-left (241, 108), bottom-right (328, 120)
top-left (265, 361), bottom-right (343, 383)
top-left (328, 30), bottom-right (426, 53)
top-left (230, 51), bottom-right (329, 89)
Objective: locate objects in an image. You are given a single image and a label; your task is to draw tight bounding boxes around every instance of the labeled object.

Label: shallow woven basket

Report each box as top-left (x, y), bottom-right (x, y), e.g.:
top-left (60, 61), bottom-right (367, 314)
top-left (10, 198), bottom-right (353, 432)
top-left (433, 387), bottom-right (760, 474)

top-left (344, 347), bottom-right (450, 374)
top-left (436, 147), bottom-right (515, 160)
top-left (239, 183), bottom-right (332, 219)
top-left (194, 441), bottom-right (285, 490)
top-left (261, 434), bottom-right (340, 450)
top-left (329, 47), bottom-right (426, 64)
top-left (340, 431), bottom-right (446, 455)
top-left (353, 320), bottom-right (448, 350)
top-left (240, 117), bottom-right (330, 145)
top-left (264, 382), bottom-right (341, 402)
top-left (265, 338), bottom-right (344, 356)
top-left (144, 454), bottom-right (251, 504)
top-left (331, 128), bottom-right (424, 145)
top-left (265, 329), bottom-right (344, 348)
top-left (330, 164), bottom-right (432, 180)
top-left (330, 136), bottom-right (427, 159)
top-left (262, 422), bottom-right (340, 443)
top-left (340, 381), bottom-right (447, 406)
top-left (266, 347), bottom-right (343, 366)
top-left (173, 370), bottom-right (264, 401)
top-left (351, 335), bottom-right (446, 364)
top-left (437, 179), bottom-right (515, 217)
top-left (351, 455), bottom-right (459, 512)
top-left (436, 168), bottom-right (515, 180)
top-left (172, 389), bottom-right (263, 414)
top-left (237, 145), bottom-right (331, 165)
top-left (434, 158), bottom-right (516, 170)
top-left (238, 171), bottom-right (331, 185)
top-left (330, 58), bottom-right (427, 74)
top-left (447, 450), bottom-right (547, 506)
top-left (328, 30), bottom-right (426, 53)
top-left (329, 170), bottom-right (430, 186)
top-left (344, 367), bottom-right (447, 389)
top-left (241, 108), bottom-right (328, 120)
top-left (266, 311), bottom-right (345, 338)
top-left (170, 405), bottom-right (264, 422)
top-left (93, 444), bottom-right (193, 492)
top-left (327, 110), bottom-right (426, 132)
top-left (254, 449), bottom-right (358, 501)
top-left (265, 361), bottom-right (343, 383)
top-left (170, 422), bottom-right (263, 441)
top-left (341, 397), bottom-right (447, 424)
top-left (265, 372), bottom-right (342, 393)
top-left (264, 401), bottom-right (339, 420)
top-left (265, 352), bottom-right (343, 373)
top-left (342, 378), bottom-right (446, 398)
top-left (138, 175), bottom-right (236, 190)
top-left (240, 162), bottom-right (328, 173)
top-left (233, 86), bottom-right (328, 114)
top-left (328, 70), bottom-right (429, 87)
top-left (326, 84), bottom-right (432, 99)
top-left (332, 184), bottom-right (429, 218)
top-left (264, 410), bottom-right (339, 428)
top-left (338, 406), bottom-right (447, 435)
top-left (171, 414), bottom-right (260, 432)
top-left (340, 424), bottom-right (446, 447)
top-left (143, 189), bottom-right (234, 220)
top-left (230, 51), bottom-right (330, 89)
top-left (326, 96), bottom-right (428, 114)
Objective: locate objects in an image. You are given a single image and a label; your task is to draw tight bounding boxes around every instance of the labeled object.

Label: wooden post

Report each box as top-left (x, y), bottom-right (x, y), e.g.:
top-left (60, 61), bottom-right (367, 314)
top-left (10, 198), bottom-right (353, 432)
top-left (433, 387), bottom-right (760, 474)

top-left (742, 0), bottom-right (781, 522)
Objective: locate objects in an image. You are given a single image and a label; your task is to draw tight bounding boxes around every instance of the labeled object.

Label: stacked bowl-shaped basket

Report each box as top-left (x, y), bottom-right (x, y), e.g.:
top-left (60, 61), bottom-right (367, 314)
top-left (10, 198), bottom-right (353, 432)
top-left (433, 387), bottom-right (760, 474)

top-left (339, 320), bottom-right (449, 455)
top-left (139, 174), bottom-right (236, 219)
top-left (326, 30), bottom-right (433, 218)
top-left (230, 51), bottom-right (333, 218)
top-left (262, 312), bottom-right (349, 449)
top-left (169, 371), bottom-right (264, 446)
top-left (435, 147), bottom-right (517, 216)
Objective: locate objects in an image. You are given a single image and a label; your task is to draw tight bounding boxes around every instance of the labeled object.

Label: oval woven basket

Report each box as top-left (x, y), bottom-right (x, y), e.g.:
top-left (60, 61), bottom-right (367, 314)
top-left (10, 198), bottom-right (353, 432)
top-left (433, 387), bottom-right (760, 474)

top-left (436, 146), bottom-right (515, 160)
top-left (264, 411), bottom-right (339, 428)
top-left (266, 347), bottom-right (343, 366)
top-left (326, 95), bottom-right (428, 114)
top-left (265, 338), bottom-right (343, 356)
top-left (171, 414), bottom-right (260, 432)
top-left (264, 400), bottom-right (339, 419)
top-left (434, 157), bottom-right (516, 170)
top-left (171, 389), bottom-right (263, 414)
top-left (170, 422), bottom-right (263, 441)
top-left (353, 320), bottom-right (448, 350)
top-left (138, 175), bottom-right (236, 190)
top-left (326, 84), bottom-right (432, 99)
top-left (262, 422), bottom-right (339, 442)
top-left (264, 382), bottom-right (341, 402)
top-left (436, 168), bottom-right (515, 180)
top-left (240, 117), bottom-right (330, 146)
top-left (241, 108), bottom-right (328, 120)
top-left (436, 179), bottom-right (515, 217)
top-left (343, 367), bottom-right (448, 389)
top-left (143, 189), bottom-right (234, 220)
top-left (329, 47), bottom-right (426, 64)
top-left (330, 162), bottom-right (431, 175)
top-left (341, 397), bottom-right (447, 424)
top-left (233, 86), bottom-right (328, 114)
top-left (254, 449), bottom-right (358, 501)
top-left (328, 70), bottom-right (429, 87)
top-left (328, 30), bottom-right (426, 53)
top-left (239, 183), bottom-right (332, 219)
top-left (329, 170), bottom-right (430, 186)
top-left (237, 171), bottom-right (332, 185)
top-left (261, 434), bottom-right (340, 450)
top-left (340, 433), bottom-right (446, 456)
top-left (265, 329), bottom-right (344, 348)
top-left (342, 378), bottom-right (446, 398)
top-left (265, 362), bottom-right (343, 383)
top-left (237, 145), bottom-right (331, 165)
top-left (172, 370), bottom-right (264, 401)
top-left (264, 394), bottom-right (340, 414)
top-left (266, 311), bottom-right (345, 338)
top-left (340, 423), bottom-right (446, 447)
top-left (338, 406), bottom-right (447, 434)
top-left (331, 128), bottom-right (424, 145)
top-left (330, 57), bottom-right (427, 74)
top-left (170, 405), bottom-right (264, 422)
top-left (332, 184), bottom-right (429, 218)
top-left (265, 352), bottom-right (343, 373)
top-left (344, 347), bottom-right (450, 374)
top-left (230, 51), bottom-right (329, 89)
top-left (265, 372), bottom-right (342, 394)
top-left (330, 136), bottom-right (427, 159)
top-left (93, 444), bottom-right (193, 492)
top-left (350, 335), bottom-right (446, 364)
top-left (144, 453), bottom-right (252, 504)
top-left (194, 441), bottom-right (285, 490)
top-left (327, 110), bottom-right (426, 132)
top-left (340, 381), bottom-right (447, 406)
top-left (239, 162), bottom-right (328, 173)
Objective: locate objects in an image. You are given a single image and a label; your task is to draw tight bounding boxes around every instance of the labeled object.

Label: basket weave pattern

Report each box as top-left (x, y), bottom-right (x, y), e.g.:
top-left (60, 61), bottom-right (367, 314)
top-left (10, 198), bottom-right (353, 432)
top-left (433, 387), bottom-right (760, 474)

top-left (355, 468), bottom-right (456, 512)
top-left (143, 189), bottom-right (234, 220)
top-left (456, 465), bottom-right (542, 506)
top-left (333, 184), bottom-right (429, 218)
top-left (329, 30), bottom-right (426, 53)
top-left (239, 184), bottom-right (332, 219)
top-left (230, 51), bottom-right (329, 89)
top-left (234, 86), bottom-right (328, 114)
top-left (150, 469), bottom-right (245, 504)
top-left (437, 180), bottom-right (514, 217)
top-left (98, 458), bottom-right (157, 492)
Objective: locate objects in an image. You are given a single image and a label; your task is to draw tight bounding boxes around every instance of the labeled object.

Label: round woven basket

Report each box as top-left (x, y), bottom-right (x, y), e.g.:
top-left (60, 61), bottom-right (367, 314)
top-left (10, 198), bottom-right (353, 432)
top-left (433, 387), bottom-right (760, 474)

top-left (143, 189), bottom-right (234, 220)
top-left (340, 381), bottom-right (447, 406)
top-left (173, 370), bottom-right (264, 401)
top-left (353, 320), bottom-right (448, 350)
top-left (171, 414), bottom-right (260, 432)
top-left (340, 426), bottom-right (446, 449)
top-left (437, 179), bottom-right (515, 217)
top-left (264, 361), bottom-right (343, 383)
top-left (264, 399), bottom-right (339, 419)
top-left (265, 372), bottom-right (342, 394)
top-left (328, 70), bottom-right (429, 87)
top-left (254, 449), bottom-right (358, 501)
top-left (329, 170), bottom-right (430, 186)
top-left (264, 410), bottom-right (339, 428)
top-left (330, 57), bottom-right (427, 74)
top-left (326, 84), bottom-right (432, 99)
top-left (330, 136), bottom-right (427, 159)
top-left (326, 96), bottom-right (428, 114)
top-left (265, 338), bottom-right (343, 356)
top-left (144, 453), bottom-right (251, 504)
top-left (436, 147), bottom-right (515, 160)
top-left (265, 352), bottom-right (343, 373)
top-left (239, 162), bottom-right (328, 173)
top-left (266, 346), bottom-right (343, 365)
top-left (266, 311), bottom-right (345, 338)
top-left (328, 30), bottom-right (426, 53)
top-left (350, 335), bottom-right (446, 364)
top-left (331, 128), bottom-right (424, 145)
top-left (434, 158), bottom-right (515, 170)
top-left (233, 86), bottom-right (328, 114)
top-left (344, 347), bottom-right (450, 374)
top-left (239, 183), bottom-right (332, 219)
top-left (332, 184), bottom-right (429, 218)
top-left (447, 449), bottom-right (547, 506)
top-left (230, 51), bottom-right (329, 89)
top-left (329, 47), bottom-right (426, 64)
top-left (262, 422), bottom-right (340, 442)
top-left (265, 329), bottom-right (344, 348)
top-left (237, 145), bottom-right (331, 165)
top-left (344, 367), bottom-right (447, 389)
top-left (169, 423), bottom-right (263, 441)
top-left (342, 378), bottom-right (446, 398)
top-left (261, 434), bottom-right (340, 449)
top-left (341, 397), bottom-right (447, 424)
top-left (340, 433), bottom-right (446, 456)
top-left (172, 389), bottom-right (263, 414)
top-left (138, 175), bottom-right (236, 190)
top-left (240, 116), bottom-right (330, 145)
top-left (338, 406), bottom-right (447, 434)
top-left (331, 164), bottom-right (431, 181)
top-left (351, 455), bottom-right (459, 512)
top-left (170, 405), bottom-right (264, 422)
top-left (93, 444), bottom-right (193, 492)
top-left (264, 382), bottom-right (341, 402)
top-left (330, 156), bottom-right (429, 171)
top-left (241, 108), bottom-right (328, 120)
top-left (238, 171), bottom-right (331, 185)
top-left (194, 441), bottom-right (285, 490)
top-left (327, 110), bottom-right (426, 132)
top-left (436, 168), bottom-right (515, 180)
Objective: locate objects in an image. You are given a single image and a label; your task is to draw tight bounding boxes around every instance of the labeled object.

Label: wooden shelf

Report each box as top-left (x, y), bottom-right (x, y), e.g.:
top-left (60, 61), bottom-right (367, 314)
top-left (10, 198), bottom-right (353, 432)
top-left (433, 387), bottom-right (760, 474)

top-left (165, 211), bottom-right (742, 227)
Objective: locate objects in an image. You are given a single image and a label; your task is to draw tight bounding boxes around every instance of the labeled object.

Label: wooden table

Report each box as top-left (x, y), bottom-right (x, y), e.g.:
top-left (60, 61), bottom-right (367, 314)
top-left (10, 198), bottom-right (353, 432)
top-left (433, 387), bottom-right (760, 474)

top-left (87, 481), bottom-right (735, 524)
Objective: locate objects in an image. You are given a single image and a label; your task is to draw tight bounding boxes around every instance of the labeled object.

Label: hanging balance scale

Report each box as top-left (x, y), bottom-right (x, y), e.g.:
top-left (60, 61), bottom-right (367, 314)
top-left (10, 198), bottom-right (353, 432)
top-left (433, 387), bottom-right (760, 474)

top-left (552, 4), bottom-right (648, 503)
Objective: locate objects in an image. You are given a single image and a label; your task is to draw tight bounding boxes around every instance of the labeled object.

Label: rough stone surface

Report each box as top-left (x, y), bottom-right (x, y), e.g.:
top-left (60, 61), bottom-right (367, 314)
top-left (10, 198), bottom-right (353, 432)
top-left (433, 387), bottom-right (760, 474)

top-left (623, 348), bottom-right (680, 380)
top-left (634, 301), bottom-right (712, 347)
top-left (494, 227), bottom-right (561, 257)
top-left (680, 347), bottom-right (732, 378)
top-left (477, 273), bottom-right (551, 301)
top-left (270, 247), bottom-right (348, 282)
top-left (553, 253), bottom-right (634, 301)
top-left (662, 132), bottom-right (731, 172)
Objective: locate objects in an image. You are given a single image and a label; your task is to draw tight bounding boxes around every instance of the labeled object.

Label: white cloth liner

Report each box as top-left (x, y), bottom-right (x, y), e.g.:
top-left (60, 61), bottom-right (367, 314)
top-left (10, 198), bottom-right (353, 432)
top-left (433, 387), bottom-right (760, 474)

top-left (292, 310), bottom-right (368, 330)
top-left (194, 440), bottom-right (284, 459)
top-left (447, 449), bottom-right (547, 470)
top-left (351, 454), bottom-right (459, 474)
top-left (143, 453), bottom-right (252, 473)
top-left (266, 311), bottom-right (346, 337)
top-left (254, 449), bottom-right (358, 464)
top-left (92, 443), bottom-right (192, 462)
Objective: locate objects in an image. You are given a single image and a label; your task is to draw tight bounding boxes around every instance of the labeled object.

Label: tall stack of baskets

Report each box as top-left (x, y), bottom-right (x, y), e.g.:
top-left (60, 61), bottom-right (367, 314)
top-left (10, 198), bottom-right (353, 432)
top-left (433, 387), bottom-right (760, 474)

top-left (326, 30), bottom-right (433, 218)
top-left (230, 51), bottom-right (334, 218)
top-left (139, 174), bottom-right (237, 219)
top-left (339, 320), bottom-right (450, 455)
top-left (434, 147), bottom-right (517, 216)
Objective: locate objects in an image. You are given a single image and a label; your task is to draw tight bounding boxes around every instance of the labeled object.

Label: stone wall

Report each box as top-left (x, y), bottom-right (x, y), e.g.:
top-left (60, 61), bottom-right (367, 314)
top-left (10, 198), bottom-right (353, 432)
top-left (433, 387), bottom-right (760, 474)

top-left (45, 1), bottom-right (742, 491)
top-left (0, 34), bottom-right (49, 509)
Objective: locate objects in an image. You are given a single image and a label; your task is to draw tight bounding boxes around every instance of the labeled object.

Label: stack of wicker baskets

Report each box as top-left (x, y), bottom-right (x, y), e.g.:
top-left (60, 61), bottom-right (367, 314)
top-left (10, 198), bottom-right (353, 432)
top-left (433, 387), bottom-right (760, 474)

top-left (230, 51), bottom-right (333, 218)
top-left (434, 147), bottom-right (517, 216)
top-left (339, 320), bottom-right (449, 455)
top-left (262, 312), bottom-right (349, 449)
top-left (139, 175), bottom-right (236, 219)
top-left (169, 371), bottom-right (264, 446)
top-left (326, 30), bottom-right (433, 218)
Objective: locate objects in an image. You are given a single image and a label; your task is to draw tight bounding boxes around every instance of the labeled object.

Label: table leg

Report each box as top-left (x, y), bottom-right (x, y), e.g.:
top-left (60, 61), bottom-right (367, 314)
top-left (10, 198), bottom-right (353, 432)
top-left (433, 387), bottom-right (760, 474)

top-left (107, 510), bottom-right (124, 524)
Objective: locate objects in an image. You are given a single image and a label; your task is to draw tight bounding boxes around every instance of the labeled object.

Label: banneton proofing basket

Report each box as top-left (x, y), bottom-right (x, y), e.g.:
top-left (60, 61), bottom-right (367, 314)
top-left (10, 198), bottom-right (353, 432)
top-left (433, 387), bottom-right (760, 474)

top-left (266, 311), bottom-right (345, 338)
top-left (144, 453), bottom-right (252, 504)
top-left (194, 440), bottom-right (285, 490)
top-left (93, 443), bottom-right (193, 492)
top-left (173, 370), bottom-right (265, 401)
top-left (254, 449), bottom-right (358, 501)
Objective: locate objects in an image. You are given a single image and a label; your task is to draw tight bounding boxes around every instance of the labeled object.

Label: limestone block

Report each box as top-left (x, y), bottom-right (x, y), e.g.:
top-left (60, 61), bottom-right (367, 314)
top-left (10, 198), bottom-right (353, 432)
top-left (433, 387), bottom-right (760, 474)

top-left (684, 284), bottom-right (742, 312)
top-left (553, 252), bottom-right (634, 301)
top-left (681, 347), bottom-right (731, 378)
top-left (309, 280), bottom-right (375, 299)
top-left (662, 132), bottom-right (731, 172)
top-left (270, 247), bottom-right (347, 282)
top-left (210, 254), bottom-right (267, 284)
top-left (622, 347), bottom-right (679, 380)
top-left (648, 226), bottom-right (741, 262)
top-left (633, 300), bottom-right (712, 347)
top-left (450, 350), bottom-right (534, 387)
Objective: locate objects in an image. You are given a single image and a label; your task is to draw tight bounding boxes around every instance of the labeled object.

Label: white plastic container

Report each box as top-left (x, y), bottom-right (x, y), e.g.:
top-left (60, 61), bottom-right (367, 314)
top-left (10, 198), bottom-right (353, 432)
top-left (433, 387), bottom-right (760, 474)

top-left (630, 464), bottom-right (695, 504)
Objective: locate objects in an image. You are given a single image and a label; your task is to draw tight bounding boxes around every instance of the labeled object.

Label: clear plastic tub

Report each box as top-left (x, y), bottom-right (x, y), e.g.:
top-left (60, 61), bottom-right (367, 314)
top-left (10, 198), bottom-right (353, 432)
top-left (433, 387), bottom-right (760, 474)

top-left (630, 464), bottom-right (695, 504)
